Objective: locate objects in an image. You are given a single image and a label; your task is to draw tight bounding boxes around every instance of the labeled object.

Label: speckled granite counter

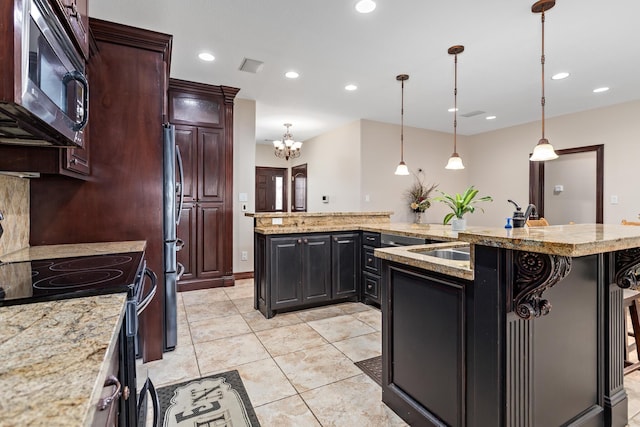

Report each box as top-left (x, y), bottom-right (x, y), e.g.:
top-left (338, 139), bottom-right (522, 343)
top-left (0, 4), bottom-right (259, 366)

top-left (0, 241), bottom-right (147, 263)
top-left (0, 294), bottom-right (127, 426)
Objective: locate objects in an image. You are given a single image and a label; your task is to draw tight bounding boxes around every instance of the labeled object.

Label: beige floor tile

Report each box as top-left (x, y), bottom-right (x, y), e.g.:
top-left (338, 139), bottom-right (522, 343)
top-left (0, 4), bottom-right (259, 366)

top-left (256, 323), bottom-right (327, 357)
top-left (232, 358), bottom-right (297, 407)
top-left (307, 314), bottom-right (375, 342)
top-left (190, 314), bottom-right (252, 343)
top-left (255, 395), bottom-right (322, 427)
top-left (185, 300), bottom-right (239, 323)
top-left (295, 305), bottom-right (347, 322)
top-left (176, 321), bottom-right (192, 347)
top-left (626, 370), bottom-right (640, 419)
top-left (353, 309), bottom-right (382, 331)
top-left (224, 283), bottom-right (255, 300)
top-left (136, 344), bottom-right (200, 388)
top-left (231, 297), bottom-right (256, 314)
top-left (333, 331), bottom-right (382, 362)
top-left (630, 413), bottom-right (640, 427)
top-left (242, 310), bottom-right (302, 332)
top-left (195, 333), bottom-right (271, 375)
top-left (181, 287), bottom-right (230, 306)
top-left (301, 374), bottom-right (408, 427)
top-left (337, 301), bottom-right (374, 314)
top-left (274, 343), bottom-right (362, 393)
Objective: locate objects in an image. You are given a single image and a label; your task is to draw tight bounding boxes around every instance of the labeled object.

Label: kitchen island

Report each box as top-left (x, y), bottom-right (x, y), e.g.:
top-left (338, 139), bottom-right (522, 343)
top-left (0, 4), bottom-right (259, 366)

top-left (0, 294), bottom-right (127, 426)
top-left (375, 224), bottom-right (640, 427)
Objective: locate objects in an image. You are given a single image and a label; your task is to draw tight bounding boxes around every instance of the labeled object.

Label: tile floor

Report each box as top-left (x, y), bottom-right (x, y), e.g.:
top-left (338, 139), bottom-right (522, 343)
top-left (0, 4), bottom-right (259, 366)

top-left (137, 279), bottom-right (640, 426)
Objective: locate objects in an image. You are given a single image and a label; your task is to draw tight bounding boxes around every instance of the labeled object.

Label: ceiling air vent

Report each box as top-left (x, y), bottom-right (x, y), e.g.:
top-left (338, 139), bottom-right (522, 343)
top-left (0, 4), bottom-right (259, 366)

top-left (460, 110), bottom-right (485, 118)
top-left (239, 58), bottom-right (264, 73)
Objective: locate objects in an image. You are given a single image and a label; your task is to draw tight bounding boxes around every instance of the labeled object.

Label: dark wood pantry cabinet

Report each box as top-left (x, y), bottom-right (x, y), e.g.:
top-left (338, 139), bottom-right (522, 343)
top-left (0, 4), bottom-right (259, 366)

top-left (169, 79), bottom-right (239, 291)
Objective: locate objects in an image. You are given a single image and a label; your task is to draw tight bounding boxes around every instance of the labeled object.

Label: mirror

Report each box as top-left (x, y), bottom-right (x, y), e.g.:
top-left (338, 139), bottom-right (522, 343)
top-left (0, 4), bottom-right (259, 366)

top-left (529, 144), bottom-right (603, 224)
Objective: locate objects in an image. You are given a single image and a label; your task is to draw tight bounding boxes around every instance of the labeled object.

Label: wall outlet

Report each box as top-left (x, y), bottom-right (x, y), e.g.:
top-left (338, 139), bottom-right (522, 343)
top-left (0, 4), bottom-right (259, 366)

top-left (241, 251), bottom-right (248, 261)
top-left (611, 195), bottom-right (619, 205)
top-left (272, 217), bottom-right (283, 225)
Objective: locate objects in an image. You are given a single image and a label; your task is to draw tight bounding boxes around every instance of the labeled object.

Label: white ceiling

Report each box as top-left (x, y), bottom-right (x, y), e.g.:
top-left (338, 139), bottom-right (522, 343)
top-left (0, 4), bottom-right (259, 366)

top-left (89, 0), bottom-right (640, 144)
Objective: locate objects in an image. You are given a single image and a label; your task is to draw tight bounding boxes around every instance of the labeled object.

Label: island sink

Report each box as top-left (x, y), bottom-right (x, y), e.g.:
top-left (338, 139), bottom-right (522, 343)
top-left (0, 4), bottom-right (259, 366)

top-left (412, 246), bottom-right (470, 261)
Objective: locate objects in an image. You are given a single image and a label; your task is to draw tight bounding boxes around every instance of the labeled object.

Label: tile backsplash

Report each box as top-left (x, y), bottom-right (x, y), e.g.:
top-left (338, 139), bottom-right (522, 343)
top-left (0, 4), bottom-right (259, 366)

top-left (0, 174), bottom-right (29, 257)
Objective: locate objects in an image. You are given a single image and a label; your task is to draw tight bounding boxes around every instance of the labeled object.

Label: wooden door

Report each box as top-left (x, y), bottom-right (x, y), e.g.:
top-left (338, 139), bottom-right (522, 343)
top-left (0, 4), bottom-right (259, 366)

top-left (302, 235), bottom-right (331, 303)
top-left (197, 202), bottom-right (224, 279)
top-left (255, 167), bottom-right (288, 212)
top-left (175, 125), bottom-right (196, 202)
top-left (331, 233), bottom-right (360, 298)
top-left (291, 163), bottom-right (307, 212)
top-left (270, 236), bottom-right (303, 308)
top-left (198, 128), bottom-right (225, 202)
top-left (176, 203), bottom-right (196, 283)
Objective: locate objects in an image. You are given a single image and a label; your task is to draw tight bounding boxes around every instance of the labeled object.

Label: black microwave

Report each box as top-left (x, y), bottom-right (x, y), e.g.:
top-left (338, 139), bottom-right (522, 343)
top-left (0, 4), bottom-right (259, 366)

top-left (0, 0), bottom-right (88, 147)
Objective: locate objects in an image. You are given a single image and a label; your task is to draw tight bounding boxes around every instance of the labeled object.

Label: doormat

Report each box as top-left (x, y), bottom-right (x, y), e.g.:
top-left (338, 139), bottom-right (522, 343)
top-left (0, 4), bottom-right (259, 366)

top-left (355, 355), bottom-right (382, 386)
top-left (156, 370), bottom-right (261, 426)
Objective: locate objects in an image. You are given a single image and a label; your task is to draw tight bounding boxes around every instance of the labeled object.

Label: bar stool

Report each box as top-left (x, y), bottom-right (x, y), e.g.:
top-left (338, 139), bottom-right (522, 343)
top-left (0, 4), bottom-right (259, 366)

top-left (624, 289), bottom-right (640, 375)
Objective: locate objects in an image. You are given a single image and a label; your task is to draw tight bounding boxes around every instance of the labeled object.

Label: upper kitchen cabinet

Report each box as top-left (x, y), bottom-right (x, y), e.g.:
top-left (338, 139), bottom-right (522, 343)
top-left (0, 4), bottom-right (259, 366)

top-left (0, 0), bottom-right (89, 148)
top-left (51, 0), bottom-right (89, 59)
top-left (169, 79), bottom-right (239, 292)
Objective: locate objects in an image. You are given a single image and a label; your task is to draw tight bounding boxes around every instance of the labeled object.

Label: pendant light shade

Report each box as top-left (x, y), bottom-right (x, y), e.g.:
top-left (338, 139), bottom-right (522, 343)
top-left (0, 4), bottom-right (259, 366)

top-left (394, 74), bottom-right (410, 175)
top-left (529, 0), bottom-right (559, 162)
top-left (445, 45), bottom-right (465, 170)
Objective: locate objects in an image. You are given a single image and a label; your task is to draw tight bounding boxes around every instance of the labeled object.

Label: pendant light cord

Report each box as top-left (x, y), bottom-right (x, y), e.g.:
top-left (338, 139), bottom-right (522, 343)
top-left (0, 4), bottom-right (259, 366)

top-left (453, 53), bottom-right (458, 153)
top-left (400, 78), bottom-right (405, 162)
top-left (540, 10), bottom-right (546, 140)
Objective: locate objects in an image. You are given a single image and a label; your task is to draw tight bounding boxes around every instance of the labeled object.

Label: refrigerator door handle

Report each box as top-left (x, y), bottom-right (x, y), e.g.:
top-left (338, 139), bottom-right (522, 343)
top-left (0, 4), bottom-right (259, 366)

top-left (176, 238), bottom-right (185, 252)
top-left (176, 262), bottom-right (185, 281)
top-left (176, 146), bottom-right (185, 226)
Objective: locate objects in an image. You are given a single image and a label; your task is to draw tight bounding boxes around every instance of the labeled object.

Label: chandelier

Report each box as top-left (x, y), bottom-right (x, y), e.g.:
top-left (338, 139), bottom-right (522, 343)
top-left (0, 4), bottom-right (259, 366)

top-left (273, 123), bottom-right (302, 161)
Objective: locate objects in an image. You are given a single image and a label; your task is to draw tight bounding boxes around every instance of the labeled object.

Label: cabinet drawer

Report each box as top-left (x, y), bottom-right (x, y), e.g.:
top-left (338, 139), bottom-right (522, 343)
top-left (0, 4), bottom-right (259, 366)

top-left (362, 246), bottom-right (381, 274)
top-left (362, 232), bottom-right (381, 247)
top-left (362, 272), bottom-right (380, 303)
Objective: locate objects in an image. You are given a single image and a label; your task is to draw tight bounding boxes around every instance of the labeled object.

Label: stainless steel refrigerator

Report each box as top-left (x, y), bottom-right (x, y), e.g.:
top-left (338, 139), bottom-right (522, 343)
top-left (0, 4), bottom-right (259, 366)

top-left (163, 123), bottom-right (184, 351)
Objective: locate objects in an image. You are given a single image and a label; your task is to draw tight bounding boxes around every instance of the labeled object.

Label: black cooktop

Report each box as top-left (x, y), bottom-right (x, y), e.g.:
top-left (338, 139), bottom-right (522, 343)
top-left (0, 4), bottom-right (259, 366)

top-left (0, 252), bottom-right (144, 306)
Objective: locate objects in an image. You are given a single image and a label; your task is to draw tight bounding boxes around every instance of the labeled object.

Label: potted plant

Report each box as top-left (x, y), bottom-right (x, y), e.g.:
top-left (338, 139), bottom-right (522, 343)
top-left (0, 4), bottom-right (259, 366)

top-left (405, 174), bottom-right (438, 223)
top-left (435, 186), bottom-right (493, 230)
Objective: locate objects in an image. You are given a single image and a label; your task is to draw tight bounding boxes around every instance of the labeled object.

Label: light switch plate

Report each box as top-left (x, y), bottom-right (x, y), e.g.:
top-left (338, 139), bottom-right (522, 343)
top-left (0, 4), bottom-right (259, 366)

top-left (272, 218), bottom-right (283, 225)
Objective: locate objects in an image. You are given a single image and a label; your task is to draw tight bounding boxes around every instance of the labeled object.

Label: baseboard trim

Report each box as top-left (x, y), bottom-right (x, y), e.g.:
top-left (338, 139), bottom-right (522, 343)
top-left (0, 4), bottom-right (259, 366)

top-left (234, 271), bottom-right (254, 280)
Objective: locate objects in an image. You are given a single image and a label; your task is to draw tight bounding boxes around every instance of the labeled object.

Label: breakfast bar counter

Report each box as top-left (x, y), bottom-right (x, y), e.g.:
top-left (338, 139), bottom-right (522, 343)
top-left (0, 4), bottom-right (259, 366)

top-left (377, 223), bottom-right (640, 427)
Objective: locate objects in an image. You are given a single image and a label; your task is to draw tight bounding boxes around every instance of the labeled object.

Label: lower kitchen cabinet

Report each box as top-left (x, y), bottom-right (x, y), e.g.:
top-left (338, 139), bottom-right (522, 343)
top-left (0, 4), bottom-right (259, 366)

top-left (361, 231), bottom-right (381, 306)
top-left (177, 202), bottom-right (229, 289)
top-left (255, 231), bottom-right (359, 318)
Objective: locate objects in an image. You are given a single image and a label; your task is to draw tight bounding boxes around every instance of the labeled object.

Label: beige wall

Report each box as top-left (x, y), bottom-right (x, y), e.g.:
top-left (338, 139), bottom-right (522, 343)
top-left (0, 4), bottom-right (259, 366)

top-left (0, 175), bottom-right (30, 257)
top-left (232, 99), bottom-right (257, 273)
top-left (466, 100), bottom-right (640, 226)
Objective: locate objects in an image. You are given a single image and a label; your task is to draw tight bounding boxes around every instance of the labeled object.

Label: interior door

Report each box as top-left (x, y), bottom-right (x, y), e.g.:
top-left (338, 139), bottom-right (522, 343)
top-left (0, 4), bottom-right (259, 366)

top-left (291, 163), bottom-right (307, 212)
top-left (255, 167), bottom-right (288, 212)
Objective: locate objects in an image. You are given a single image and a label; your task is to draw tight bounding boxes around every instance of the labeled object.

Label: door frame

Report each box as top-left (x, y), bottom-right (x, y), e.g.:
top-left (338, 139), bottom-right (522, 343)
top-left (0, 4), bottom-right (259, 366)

top-left (529, 144), bottom-right (604, 223)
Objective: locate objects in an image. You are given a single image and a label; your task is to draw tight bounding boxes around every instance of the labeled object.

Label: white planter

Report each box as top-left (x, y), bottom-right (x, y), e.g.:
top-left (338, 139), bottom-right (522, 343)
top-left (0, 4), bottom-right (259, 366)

top-left (451, 218), bottom-right (467, 231)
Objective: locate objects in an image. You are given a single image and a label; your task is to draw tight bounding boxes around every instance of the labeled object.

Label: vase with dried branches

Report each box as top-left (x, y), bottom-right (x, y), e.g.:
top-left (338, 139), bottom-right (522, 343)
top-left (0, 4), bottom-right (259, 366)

top-left (405, 173), bottom-right (438, 223)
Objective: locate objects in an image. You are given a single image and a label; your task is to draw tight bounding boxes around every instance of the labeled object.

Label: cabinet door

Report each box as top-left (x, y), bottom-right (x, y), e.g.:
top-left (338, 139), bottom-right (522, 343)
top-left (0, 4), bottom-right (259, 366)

top-left (176, 203), bottom-right (196, 284)
top-left (332, 233), bottom-right (360, 299)
top-left (197, 202), bottom-right (224, 279)
top-left (169, 93), bottom-right (223, 127)
top-left (175, 125), bottom-right (196, 202)
top-left (197, 128), bottom-right (225, 202)
top-left (362, 271), bottom-right (380, 304)
top-left (53, 0), bottom-right (89, 59)
top-left (270, 237), bottom-right (303, 308)
top-left (302, 235), bottom-right (331, 303)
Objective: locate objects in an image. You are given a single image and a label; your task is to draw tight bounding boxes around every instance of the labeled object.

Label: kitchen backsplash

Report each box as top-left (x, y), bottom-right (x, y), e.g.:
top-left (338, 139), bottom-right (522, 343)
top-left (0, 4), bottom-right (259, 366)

top-left (0, 175), bottom-right (29, 257)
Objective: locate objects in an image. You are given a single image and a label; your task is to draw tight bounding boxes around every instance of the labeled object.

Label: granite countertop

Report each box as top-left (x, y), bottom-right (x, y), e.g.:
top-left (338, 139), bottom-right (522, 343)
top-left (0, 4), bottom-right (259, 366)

top-left (0, 294), bottom-right (127, 426)
top-left (246, 211), bottom-right (393, 218)
top-left (0, 241), bottom-right (147, 263)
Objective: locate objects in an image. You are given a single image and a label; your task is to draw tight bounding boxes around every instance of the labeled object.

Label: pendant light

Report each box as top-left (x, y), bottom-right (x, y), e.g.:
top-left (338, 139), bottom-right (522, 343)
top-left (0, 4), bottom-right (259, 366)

top-left (529, 0), bottom-right (559, 161)
top-left (445, 45), bottom-right (465, 170)
top-left (394, 74), bottom-right (410, 175)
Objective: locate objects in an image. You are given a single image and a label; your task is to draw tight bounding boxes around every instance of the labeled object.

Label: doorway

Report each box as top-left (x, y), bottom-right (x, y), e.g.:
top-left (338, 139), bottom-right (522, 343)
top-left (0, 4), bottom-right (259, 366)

top-left (529, 144), bottom-right (604, 224)
top-left (291, 163), bottom-right (307, 212)
top-left (255, 167), bottom-right (288, 212)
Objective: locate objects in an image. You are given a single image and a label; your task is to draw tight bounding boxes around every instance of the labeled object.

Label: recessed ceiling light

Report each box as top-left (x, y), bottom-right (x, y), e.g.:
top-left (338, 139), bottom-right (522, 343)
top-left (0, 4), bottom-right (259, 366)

top-left (345, 84), bottom-right (358, 91)
top-left (486, 115), bottom-right (497, 120)
top-left (448, 108), bottom-right (458, 112)
top-left (198, 52), bottom-right (215, 62)
top-left (551, 72), bottom-right (570, 80)
top-left (285, 71), bottom-right (299, 79)
top-left (355, 0), bottom-right (376, 13)
top-left (593, 87), bottom-right (610, 93)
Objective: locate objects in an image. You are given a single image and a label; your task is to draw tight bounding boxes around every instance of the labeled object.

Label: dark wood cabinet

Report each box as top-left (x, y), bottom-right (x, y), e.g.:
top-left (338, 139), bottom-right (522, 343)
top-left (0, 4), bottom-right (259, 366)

top-left (255, 231), bottom-right (360, 318)
top-left (361, 231), bottom-right (381, 306)
top-left (52, 0), bottom-right (89, 59)
top-left (332, 233), bottom-right (360, 299)
top-left (28, 20), bottom-right (172, 362)
top-left (169, 79), bottom-right (239, 292)
top-left (270, 235), bottom-right (331, 311)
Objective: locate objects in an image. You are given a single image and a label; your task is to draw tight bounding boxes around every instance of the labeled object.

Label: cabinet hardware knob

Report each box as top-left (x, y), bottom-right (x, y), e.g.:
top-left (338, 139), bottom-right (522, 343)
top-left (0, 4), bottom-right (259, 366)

top-left (70, 158), bottom-right (77, 164)
top-left (97, 375), bottom-right (121, 411)
top-left (297, 239), bottom-right (302, 244)
top-left (334, 237), bottom-right (338, 242)
top-left (367, 284), bottom-right (373, 289)
top-left (368, 258), bottom-right (373, 262)
top-left (303, 239), bottom-right (308, 244)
